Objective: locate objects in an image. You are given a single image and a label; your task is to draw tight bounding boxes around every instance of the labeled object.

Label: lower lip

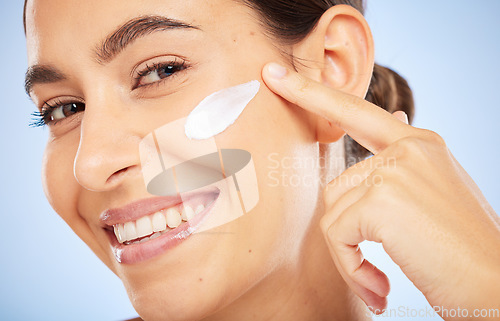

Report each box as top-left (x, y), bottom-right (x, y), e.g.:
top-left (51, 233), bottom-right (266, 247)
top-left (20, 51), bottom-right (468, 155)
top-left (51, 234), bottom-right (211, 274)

top-left (106, 191), bottom-right (220, 264)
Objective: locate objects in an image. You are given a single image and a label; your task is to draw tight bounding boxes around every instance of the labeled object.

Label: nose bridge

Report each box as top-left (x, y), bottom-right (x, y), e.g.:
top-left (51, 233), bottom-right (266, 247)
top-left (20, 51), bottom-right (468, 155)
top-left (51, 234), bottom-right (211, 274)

top-left (73, 90), bottom-right (140, 192)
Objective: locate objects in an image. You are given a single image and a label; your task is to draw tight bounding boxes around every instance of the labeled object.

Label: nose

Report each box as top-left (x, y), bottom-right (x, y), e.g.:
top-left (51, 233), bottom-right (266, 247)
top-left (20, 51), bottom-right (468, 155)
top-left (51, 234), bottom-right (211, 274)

top-left (73, 98), bottom-right (141, 192)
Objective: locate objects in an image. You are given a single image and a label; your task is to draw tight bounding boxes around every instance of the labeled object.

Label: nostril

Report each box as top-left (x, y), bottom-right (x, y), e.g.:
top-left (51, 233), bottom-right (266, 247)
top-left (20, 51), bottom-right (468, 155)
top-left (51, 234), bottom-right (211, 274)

top-left (106, 166), bottom-right (131, 185)
top-left (73, 119), bottom-right (142, 191)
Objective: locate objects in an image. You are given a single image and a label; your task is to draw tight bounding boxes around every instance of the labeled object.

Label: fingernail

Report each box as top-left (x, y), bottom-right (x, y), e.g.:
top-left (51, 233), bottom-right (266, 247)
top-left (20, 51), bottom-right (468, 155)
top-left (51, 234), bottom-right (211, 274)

top-left (267, 63), bottom-right (287, 79)
top-left (393, 110), bottom-right (409, 124)
top-left (400, 111), bottom-right (409, 124)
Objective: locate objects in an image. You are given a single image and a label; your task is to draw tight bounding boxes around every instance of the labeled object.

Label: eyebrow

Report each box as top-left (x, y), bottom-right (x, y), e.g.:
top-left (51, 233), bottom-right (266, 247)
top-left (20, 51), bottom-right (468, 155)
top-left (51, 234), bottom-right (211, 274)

top-left (95, 15), bottom-right (201, 63)
top-left (24, 15), bottom-right (200, 95)
top-left (24, 65), bottom-right (66, 95)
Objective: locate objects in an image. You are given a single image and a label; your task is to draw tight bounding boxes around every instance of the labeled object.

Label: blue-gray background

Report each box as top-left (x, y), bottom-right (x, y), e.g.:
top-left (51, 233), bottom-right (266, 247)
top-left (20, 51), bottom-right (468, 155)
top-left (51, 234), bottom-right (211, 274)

top-left (1, 1), bottom-right (498, 320)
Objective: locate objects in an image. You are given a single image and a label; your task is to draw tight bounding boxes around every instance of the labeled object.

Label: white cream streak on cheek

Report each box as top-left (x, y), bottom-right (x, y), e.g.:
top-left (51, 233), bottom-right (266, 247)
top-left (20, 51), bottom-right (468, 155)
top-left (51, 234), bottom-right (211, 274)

top-left (184, 80), bottom-right (260, 139)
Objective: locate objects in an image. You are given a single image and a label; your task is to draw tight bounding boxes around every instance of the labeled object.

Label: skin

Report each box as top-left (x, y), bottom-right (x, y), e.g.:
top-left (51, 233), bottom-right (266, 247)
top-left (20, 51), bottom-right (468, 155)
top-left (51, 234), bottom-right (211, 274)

top-left (24, 0), bottom-right (500, 320)
top-left (263, 65), bottom-right (500, 319)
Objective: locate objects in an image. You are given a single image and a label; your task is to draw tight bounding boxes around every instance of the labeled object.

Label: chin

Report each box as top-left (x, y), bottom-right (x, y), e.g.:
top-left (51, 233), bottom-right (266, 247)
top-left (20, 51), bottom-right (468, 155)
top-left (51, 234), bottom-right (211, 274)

top-left (130, 290), bottom-right (227, 321)
top-left (123, 266), bottom-right (235, 321)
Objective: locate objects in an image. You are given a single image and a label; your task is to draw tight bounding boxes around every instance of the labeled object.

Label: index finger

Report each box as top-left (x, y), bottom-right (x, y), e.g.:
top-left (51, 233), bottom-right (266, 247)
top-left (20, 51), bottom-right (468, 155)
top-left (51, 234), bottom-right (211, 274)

top-left (262, 62), bottom-right (415, 154)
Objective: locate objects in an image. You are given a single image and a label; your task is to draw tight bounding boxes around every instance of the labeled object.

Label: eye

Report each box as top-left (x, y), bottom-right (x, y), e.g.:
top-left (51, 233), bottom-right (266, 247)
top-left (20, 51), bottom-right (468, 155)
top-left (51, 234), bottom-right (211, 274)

top-left (134, 58), bottom-right (188, 88)
top-left (30, 100), bottom-right (86, 127)
top-left (51, 102), bottom-right (85, 120)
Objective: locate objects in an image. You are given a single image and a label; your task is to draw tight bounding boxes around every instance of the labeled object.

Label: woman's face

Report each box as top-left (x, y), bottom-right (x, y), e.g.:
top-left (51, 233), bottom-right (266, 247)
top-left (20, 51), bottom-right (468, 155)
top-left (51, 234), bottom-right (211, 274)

top-left (26, 0), bottom-right (331, 319)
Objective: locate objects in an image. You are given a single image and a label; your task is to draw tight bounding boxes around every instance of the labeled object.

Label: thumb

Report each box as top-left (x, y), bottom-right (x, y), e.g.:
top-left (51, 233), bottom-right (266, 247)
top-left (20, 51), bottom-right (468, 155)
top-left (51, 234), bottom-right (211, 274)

top-left (392, 111), bottom-right (409, 124)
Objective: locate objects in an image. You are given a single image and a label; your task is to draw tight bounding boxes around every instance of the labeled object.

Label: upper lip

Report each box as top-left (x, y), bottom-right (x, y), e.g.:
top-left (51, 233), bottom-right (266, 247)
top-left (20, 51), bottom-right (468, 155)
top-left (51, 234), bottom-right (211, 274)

top-left (99, 186), bottom-right (219, 227)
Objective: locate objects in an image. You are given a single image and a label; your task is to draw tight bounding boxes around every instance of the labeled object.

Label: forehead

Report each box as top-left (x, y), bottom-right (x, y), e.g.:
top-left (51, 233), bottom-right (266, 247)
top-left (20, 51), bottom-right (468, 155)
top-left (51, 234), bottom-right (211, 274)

top-left (25, 0), bottom-right (248, 64)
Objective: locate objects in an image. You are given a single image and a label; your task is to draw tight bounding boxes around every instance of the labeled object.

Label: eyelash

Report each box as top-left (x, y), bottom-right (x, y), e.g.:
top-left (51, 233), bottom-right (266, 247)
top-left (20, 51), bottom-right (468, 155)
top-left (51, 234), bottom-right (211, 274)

top-left (134, 58), bottom-right (188, 88)
top-left (29, 99), bottom-right (81, 128)
top-left (29, 111), bottom-right (48, 128)
top-left (29, 58), bottom-right (189, 128)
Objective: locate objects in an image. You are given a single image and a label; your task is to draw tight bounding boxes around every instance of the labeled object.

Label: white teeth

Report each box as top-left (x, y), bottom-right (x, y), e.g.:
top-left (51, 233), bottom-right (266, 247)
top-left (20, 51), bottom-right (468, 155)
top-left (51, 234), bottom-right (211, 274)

top-left (166, 208), bottom-right (182, 228)
top-left (124, 222), bottom-right (137, 242)
top-left (136, 215), bottom-right (153, 238)
top-left (150, 231), bottom-right (161, 240)
top-left (152, 211), bottom-right (167, 232)
top-left (118, 224), bottom-right (125, 242)
top-left (114, 225), bottom-right (124, 243)
top-left (195, 204), bottom-right (205, 215)
top-left (181, 205), bottom-right (195, 221)
top-left (137, 236), bottom-right (150, 244)
top-left (113, 201), bottom-right (208, 244)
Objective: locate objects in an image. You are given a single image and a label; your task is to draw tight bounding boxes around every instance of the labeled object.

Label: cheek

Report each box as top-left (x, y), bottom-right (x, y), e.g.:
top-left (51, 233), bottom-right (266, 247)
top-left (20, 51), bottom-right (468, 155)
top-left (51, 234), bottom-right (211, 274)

top-left (42, 136), bottom-right (79, 220)
top-left (214, 86), bottom-right (316, 189)
top-left (42, 134), bottom-right (114, 266)
top-left (42, 136), bottom-right (87, 240)
top-left (212, 86), bottom-right (318, 249)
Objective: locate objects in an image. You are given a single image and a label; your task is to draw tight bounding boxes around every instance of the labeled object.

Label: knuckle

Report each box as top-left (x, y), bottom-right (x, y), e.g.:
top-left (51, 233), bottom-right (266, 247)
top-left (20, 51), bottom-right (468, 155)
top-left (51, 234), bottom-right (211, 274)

top-left (365, 170), bottom-right (398, 199)
top-left (388, 129), bottom-right (448, 164)
top-left (319, 214), bottom-right (333, 236)
top-left (295, 74), bottom-right (311, 96)
top-left (390, 136), bottom-right (427, 160)
top-left (419, 129), bottom-right (447, 147)
top-left (337, 95), bottom-right (361, 126)
top-left (327, 222), bottom-right (343, 245)
top-left (290, 74), bottom-right (315, 107)
top-left (365, 170), bottom-right (386, 188)
top-left (323, 185), bottom-right (334, 209)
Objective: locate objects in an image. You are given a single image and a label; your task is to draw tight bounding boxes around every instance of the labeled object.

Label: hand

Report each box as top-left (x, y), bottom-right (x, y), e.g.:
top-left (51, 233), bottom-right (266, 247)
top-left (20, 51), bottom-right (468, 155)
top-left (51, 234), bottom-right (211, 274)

top-left (262, 63), bottom-right (500, 319)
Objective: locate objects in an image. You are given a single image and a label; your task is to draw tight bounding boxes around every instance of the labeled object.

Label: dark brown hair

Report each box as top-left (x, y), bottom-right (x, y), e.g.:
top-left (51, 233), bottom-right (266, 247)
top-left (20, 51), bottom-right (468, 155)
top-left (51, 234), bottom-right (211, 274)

top-left (23, 0), bottom-right (414, 167)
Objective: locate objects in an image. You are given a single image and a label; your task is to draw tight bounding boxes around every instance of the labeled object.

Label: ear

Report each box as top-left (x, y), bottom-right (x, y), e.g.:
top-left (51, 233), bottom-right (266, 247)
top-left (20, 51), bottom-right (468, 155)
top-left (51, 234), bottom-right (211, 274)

top-left (291, 4), bottom-right (375, 143)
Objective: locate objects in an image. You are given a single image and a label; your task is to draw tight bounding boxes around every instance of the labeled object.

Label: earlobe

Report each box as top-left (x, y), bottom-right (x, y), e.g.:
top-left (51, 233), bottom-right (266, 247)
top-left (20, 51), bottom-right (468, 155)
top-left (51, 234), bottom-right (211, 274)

top-left (292, 5), bottom-right (375, 143)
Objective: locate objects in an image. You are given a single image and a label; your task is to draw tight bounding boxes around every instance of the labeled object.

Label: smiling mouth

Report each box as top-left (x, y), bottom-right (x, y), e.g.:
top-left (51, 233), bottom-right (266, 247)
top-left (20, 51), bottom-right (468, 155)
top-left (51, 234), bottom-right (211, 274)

top-left (114, 199), bottom-right (212, 245)
top-left (101, 187), bottom-right (220, 263)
